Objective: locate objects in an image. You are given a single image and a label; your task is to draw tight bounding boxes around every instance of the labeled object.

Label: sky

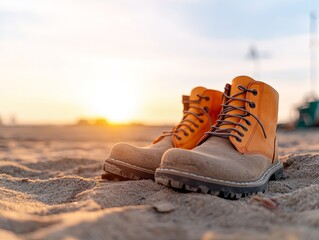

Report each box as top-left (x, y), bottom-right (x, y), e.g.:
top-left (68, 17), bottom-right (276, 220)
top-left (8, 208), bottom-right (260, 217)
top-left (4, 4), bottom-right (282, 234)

top-left (0, 0), bottom-right (318, 125)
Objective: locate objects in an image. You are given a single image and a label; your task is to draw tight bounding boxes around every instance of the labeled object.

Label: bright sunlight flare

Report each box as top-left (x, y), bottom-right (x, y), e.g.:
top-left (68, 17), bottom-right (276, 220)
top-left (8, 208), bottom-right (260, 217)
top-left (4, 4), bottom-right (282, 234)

top-left (88, 78), bottom-right (139, 124)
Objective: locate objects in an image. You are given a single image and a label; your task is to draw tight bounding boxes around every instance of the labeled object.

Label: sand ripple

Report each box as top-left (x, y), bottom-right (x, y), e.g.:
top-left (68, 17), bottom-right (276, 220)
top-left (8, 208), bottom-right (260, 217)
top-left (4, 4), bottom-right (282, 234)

top-left (0, 126), bottom-right (318, 240)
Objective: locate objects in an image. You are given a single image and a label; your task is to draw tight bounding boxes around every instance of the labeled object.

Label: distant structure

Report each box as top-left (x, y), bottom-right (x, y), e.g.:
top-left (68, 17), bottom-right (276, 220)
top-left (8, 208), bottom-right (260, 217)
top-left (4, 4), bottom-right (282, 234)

top-left (76, 118), bottom-right (109, 126)
top-left (295, 11), bottom-right (319, 127)
top-left (76, 119), bottom-right (90, 126)
top-left (10, 114), bottom-right (17, 125)
top-left (247, 45), bottom-right (269, 79)
top-left (296, 100), bottom-right (319, 127)
top-left (94, 118), bottom-right (108, 126)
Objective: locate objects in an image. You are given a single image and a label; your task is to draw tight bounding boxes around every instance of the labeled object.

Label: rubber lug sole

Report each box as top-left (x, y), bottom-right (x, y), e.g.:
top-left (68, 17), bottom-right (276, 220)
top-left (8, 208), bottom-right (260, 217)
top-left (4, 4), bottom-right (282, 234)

top-left (102, 157), bottom-right (155, 180)
top-left (101, 172), bottom-right (129, 181)
top-left (155, 161), bottom-right (284, 200)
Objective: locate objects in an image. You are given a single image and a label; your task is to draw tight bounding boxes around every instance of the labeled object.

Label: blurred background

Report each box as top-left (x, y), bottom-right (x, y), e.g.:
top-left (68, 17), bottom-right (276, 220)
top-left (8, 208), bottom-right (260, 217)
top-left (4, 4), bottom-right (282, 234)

top-left (0, 0), bottom-right (318, 126)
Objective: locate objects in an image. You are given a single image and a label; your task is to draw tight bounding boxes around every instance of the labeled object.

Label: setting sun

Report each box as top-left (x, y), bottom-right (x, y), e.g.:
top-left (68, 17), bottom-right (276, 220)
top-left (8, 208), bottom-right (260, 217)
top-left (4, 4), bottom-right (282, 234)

top-left (88, 78), bottom-right (139, 124)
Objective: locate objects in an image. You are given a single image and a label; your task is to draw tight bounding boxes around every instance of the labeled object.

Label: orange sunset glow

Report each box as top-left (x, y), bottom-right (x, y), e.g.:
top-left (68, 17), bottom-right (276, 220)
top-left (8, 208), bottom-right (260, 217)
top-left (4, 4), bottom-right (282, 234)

top-left (0, 1), bottom-right (318, 125)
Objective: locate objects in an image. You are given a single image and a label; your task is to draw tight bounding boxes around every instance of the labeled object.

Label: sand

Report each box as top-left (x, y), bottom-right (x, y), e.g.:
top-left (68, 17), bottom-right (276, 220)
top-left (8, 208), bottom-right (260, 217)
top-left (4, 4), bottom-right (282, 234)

top-left (0, 125), bottom-right (319, 240)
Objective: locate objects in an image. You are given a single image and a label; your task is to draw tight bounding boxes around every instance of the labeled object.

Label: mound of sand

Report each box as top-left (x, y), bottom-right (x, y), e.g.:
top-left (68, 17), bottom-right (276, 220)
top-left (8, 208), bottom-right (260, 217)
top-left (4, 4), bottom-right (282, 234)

top-left (0, 126), bottom-right (319, 240)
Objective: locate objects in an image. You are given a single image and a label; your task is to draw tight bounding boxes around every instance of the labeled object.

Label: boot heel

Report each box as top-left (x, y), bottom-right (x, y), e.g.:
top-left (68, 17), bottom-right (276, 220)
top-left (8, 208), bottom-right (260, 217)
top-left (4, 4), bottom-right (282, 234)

top-left (269, 168), bottom-right (283, 181)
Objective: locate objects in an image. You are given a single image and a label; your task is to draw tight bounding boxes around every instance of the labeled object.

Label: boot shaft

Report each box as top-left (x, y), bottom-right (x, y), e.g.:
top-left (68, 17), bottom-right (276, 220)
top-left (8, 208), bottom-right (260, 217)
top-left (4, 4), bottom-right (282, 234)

top-left (230, 77), bottom-right (279, 161)
top-left (211, 76), bottom-right (279, 161)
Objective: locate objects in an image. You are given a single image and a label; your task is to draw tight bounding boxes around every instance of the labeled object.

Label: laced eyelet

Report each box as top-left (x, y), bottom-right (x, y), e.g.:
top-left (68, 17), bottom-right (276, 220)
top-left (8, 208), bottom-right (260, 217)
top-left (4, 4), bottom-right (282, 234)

top-left (177, 137), bottom-right (182, 141)
top-left (205, 97), bottom-right (210, 101)
top-left (239, 132), bottom-right (244, 137)
top-left (243, 127), bottom-right (248, 132)
top-left (199, 119), bottom-right (204, 123)
top-left (190, 128), bottom-right (195, 132)
top-left (246, 120), bottom-right (251, 126)
top-left (236, 138), bottom-right (242, 142)
top-left (204, 106), bottom-right (209, 113)
top-left (249, 102), bottom-right (256, 108)
top-left (184, 133), bottom-right (189, 136)
top-left (252, 89), bottom-right (258, 96)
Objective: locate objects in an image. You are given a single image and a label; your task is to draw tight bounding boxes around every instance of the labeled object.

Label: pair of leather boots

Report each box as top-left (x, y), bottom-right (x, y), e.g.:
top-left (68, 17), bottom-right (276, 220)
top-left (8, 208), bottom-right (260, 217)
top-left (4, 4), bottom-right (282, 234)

top-left (102, 76), bottom-right (283, 199)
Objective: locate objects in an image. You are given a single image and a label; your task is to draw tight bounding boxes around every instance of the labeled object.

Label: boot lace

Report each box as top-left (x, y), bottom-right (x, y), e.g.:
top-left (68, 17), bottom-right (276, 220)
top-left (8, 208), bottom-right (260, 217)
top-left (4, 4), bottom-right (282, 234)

top-left (160, 94), bottom-right (213, 140)
top-left (206, 84), bottom-right (267, 142)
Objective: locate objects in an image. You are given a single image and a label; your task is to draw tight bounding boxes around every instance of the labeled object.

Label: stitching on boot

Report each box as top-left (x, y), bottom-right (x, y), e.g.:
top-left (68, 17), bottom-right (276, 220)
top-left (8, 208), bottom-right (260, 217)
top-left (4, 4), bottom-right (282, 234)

top-left (106, 157), bottom-right (155, 174)
top-left (158, 161), bottom-right (282, 186)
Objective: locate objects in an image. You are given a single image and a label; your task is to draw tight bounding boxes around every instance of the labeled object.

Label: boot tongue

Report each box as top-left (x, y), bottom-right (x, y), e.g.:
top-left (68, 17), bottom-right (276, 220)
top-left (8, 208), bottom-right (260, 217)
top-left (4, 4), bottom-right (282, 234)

top-left (229, 75), bottom-right (254, 98)
top-left (182, 95), bottom-right (190, 111)
top-left (186, 86), bottom-right (207, 115)
top-left (189, 87), bottom-right (207, 101)
top-left (219, 76), bottom-right (255, 130)
top-left (182, 86), bottom-right (207, 115)
top-left (177, 86), bottom-right (208, 123)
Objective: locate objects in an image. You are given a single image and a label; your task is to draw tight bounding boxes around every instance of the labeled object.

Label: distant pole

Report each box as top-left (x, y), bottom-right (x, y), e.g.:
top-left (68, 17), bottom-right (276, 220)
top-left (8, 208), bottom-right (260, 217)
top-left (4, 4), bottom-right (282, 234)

top-left (247, 45), bottom-right (260, 79)
top-left (310, 11), bottom-right (317, 97)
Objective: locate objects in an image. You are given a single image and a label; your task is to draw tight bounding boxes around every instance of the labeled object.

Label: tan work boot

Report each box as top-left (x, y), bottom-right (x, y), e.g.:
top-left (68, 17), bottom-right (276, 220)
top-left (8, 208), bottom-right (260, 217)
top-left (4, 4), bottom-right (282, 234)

top-left (102, 87), bottom-right (223, 180)
top-left (155, 76), bottom-right (283, 198)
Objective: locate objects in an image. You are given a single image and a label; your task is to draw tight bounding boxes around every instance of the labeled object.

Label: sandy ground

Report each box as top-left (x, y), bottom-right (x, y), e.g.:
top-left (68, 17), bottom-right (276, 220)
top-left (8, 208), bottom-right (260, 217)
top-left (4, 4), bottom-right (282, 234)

top-left (0, 125), bottom-right (319, 240)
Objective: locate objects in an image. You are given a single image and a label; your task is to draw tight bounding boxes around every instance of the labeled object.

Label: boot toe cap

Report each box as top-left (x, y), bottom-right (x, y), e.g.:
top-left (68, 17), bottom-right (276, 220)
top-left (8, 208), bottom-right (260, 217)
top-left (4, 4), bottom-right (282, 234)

top-left (160, 148), bottom-right (270, 182)
top-left (107, 142), bottom-right (163, 171)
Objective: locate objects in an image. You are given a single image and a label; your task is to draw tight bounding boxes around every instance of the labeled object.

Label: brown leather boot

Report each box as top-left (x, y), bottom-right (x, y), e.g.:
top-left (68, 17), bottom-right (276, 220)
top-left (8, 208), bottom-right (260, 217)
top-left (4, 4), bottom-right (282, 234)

top-left (155, 76), bottom-right (283, 198)
top-left (102, 87), bottom-right (223, 180)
